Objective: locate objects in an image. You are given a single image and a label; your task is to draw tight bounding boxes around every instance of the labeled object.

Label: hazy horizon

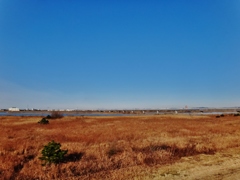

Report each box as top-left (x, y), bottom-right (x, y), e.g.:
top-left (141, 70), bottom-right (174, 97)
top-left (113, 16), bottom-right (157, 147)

top-left (1, 1), bottom-right (240, 109)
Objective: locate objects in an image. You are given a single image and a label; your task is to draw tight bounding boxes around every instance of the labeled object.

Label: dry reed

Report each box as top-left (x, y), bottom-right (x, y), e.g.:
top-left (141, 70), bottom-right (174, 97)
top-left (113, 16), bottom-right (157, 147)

top-left (0, 114), bottom-right (240, 179)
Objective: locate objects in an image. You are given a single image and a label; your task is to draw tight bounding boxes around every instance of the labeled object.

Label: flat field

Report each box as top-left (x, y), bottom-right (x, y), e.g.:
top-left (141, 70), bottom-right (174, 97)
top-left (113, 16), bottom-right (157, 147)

top-left (1, 114), bottom-right (240, 179)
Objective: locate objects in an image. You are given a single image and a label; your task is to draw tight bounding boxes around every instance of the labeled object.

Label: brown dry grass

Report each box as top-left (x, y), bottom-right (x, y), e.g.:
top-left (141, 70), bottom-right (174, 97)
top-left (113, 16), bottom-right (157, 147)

top-left (1, 114), bottom-right (240, 179)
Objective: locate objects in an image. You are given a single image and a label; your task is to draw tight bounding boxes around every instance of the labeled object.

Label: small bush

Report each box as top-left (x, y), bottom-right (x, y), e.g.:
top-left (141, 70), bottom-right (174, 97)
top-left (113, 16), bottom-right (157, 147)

top-left (50, 111), bottom-right (64, 119)
top-left (46, 115), bottom-right (52, 119)
top-left (39, 140), bottom-right (68, 165)
top-left (38, 118), bottom-right (49, 124)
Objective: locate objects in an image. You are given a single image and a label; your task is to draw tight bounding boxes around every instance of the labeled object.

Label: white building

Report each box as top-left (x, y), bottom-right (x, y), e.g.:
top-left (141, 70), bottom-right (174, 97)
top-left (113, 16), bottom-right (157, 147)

top-left (8, 107), bottom-right (20, 111)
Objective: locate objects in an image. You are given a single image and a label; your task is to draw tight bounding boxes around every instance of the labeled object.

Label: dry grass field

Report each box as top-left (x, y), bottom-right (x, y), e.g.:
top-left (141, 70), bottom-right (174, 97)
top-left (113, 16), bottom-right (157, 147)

top-left (1, 114), bottom-right (240, 179)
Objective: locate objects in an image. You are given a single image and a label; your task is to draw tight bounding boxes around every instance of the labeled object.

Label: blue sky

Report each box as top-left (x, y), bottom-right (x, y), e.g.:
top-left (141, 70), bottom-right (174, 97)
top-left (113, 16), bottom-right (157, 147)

top-left (0, 1), bottom-right (240, 109)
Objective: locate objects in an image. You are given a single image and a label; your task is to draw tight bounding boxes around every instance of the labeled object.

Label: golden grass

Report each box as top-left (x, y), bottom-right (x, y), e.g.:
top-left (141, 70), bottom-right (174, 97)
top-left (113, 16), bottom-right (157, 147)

top-left (1, 114), bottom-right (240, 179)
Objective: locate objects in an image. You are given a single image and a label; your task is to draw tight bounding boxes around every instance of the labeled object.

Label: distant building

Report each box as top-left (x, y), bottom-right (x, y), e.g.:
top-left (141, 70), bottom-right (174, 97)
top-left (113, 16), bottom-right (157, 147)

top-left (8, 107), bottom-right (20, 111)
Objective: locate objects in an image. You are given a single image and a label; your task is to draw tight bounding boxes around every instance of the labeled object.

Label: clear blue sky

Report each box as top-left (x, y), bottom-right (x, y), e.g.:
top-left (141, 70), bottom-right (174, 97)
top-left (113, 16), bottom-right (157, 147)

top-left (0, 1), bottom-right (240, 109)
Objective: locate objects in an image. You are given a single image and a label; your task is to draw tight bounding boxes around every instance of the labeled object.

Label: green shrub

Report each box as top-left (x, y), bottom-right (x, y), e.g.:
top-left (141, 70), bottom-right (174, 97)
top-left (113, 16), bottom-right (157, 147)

top-left (38, 118), bottom-right (49, 124)
top-left (46, 115), bottom-right (52, 119)
top-left (39, 140), bottom-right (68, 165)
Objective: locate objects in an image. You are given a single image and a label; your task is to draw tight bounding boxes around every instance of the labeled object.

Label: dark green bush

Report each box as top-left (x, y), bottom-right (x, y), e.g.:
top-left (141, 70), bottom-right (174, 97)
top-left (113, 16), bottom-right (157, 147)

top-left (39, 140), bottom-right (68, 165)
top-left (46, 115), bottom-right (52, 119)
top-left (38, 118), bottom-right (49, 124)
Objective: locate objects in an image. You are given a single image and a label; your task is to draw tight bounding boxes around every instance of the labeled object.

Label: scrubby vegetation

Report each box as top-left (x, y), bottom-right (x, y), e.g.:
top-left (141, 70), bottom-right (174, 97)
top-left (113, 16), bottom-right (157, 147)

top-left (1, 115), bottom-right (240, 179)
top-left (50, 111), bottom-right (64, 119)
